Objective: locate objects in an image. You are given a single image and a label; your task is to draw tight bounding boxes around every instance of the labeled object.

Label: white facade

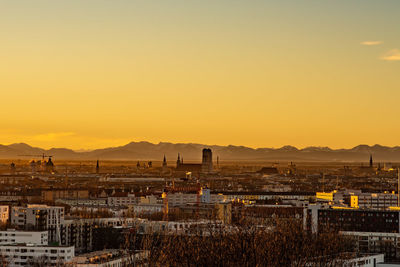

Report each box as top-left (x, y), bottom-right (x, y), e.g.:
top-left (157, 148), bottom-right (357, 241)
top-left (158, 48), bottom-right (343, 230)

top-left (345, 253), bottom-right (384, 267)
top-left (11, 205), bottom-right (64, 243)
top-left (56, 198), bottom-right (107, 206)
top-left (0, 230), bottom-right (48, 245)
top-left (0, 244), bottom-right (74, 267)
top-left (11, 205), bottom-right (64, 229)
top-left (167, 192), bottom-right (223, 207)
top-left (107, 194), bottom-right (138, 206)
top-left (128, 204), bottom-right (163, 215)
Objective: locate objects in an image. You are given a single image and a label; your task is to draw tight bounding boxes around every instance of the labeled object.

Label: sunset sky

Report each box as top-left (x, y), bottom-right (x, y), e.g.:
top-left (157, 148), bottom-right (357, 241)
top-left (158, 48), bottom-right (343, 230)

top-left (1, 0), bottom-right (400, 150)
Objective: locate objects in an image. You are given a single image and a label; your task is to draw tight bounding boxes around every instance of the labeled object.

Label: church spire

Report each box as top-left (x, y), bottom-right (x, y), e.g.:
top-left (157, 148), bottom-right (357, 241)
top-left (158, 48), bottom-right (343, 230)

top-left (163, 155), bottom-right (167, 167)
top-left (369, 154), bottom-right (373, 168)
top-left (177, 153), bottom-right (181, 168)
top-left (96, 160), bottom-right (99, 174)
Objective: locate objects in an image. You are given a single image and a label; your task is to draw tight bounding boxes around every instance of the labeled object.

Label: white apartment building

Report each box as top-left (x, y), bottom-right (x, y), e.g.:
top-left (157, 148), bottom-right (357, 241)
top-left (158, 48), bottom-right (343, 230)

top-left (11, 205), bottom-right (64, 228)
top-left (0, 230), bottom-right (48, 245)
top-left (0, 244), bottom-right (74, 267)
top-left (167, 189), bottom-right (221, 207)
top-left (317, 189), bottom-right (398, 210)
top-left (11, 205), bottom-right (64, 243)
top-left (128, 203), bottom-right (163, 215)
top-left (107, 193), bottom-right (138, 207)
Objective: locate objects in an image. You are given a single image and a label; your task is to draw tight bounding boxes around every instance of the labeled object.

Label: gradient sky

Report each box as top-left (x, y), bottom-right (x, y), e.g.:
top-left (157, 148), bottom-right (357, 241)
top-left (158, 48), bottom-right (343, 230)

top-left (1, 0), bottom-right (400, 150)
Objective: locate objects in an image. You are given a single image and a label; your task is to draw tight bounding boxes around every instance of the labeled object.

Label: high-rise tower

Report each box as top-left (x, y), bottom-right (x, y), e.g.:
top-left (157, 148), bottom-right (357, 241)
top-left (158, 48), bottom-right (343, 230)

top-left (201, 148), bottom-right (213, 173)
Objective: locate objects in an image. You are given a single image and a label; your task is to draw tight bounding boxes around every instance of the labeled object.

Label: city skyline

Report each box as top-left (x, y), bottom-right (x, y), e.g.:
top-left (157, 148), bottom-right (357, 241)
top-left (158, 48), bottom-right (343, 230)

top-left (1, 1), bottom-right (400, 150)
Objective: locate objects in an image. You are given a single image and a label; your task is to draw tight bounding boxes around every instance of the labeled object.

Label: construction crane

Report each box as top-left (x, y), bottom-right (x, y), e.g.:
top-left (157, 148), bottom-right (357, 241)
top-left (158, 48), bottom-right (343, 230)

top-left (18, 154), bottom-right (54, 173)
top-left (18, 153), bottom-right (53, 161)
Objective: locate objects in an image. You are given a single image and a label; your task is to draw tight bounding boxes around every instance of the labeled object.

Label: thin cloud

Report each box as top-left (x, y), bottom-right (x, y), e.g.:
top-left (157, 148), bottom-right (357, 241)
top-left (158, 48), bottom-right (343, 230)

top-left (381, 49), bottom-right (400, 61)
top-left (360, 41), bottom-right (383, 46)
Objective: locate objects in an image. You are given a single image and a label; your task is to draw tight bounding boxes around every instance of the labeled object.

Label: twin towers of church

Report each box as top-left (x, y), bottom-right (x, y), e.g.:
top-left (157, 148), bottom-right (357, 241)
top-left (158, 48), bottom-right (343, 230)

top-left (163, 148), bottom-right (213, 173)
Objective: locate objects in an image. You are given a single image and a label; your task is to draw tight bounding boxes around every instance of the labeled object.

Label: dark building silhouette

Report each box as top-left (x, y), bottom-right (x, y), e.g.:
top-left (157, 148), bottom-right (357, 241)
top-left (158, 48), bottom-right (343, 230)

top-left (96, 160), bottom-right (100, 174)
top-left (370, 154), bottom-right (373, 168)
top-left (257, 167), bottom-right (279, 175)
top-left (30, 160), bottom-right (36, 174)
top-left (10, 162), bottom-right (16, 174)
top-left (45, 158), bottom-right (54, 173)
top-left (163, 155), bottom-right (167, 167)
top-left (176, 153), bottom-right (181, 168)
top-left (316, 209), bottom-right (400, 233)
top-left (201, 148), bottom-right (213, 173)
top-left (162, 155), bottom-right (169, 173)
top-left (175, 148), bottom-right (213, 174)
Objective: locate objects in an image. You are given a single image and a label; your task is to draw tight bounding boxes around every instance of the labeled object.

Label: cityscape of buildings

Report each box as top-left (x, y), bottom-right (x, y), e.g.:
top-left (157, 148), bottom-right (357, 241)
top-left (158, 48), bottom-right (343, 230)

top-left (0, 147), bottom-right (400, 266)
top-left (3, 0), bottom-right (399, 265)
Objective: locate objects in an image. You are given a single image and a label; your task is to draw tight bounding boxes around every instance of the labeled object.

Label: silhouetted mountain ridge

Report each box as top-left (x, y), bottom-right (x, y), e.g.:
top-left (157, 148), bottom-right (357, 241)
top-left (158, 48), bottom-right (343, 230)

top-left (0, 142), bottom-right (399, 162)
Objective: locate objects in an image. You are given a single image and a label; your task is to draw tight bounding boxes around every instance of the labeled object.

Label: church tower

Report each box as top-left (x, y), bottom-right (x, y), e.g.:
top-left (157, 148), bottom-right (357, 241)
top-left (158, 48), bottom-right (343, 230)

top-left (176, 153), bottom-right (181, 168)
top-left (201, 148), bottom-right (213, 173)
top-left (162, 155), bottom-right (168, 173)
top-left (369, 154), bottom-right (373, 168)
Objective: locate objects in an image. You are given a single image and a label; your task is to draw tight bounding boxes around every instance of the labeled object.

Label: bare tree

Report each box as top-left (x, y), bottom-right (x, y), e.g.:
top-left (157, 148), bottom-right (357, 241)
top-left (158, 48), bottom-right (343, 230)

top-left (125, 218), bottom-right (356, 266)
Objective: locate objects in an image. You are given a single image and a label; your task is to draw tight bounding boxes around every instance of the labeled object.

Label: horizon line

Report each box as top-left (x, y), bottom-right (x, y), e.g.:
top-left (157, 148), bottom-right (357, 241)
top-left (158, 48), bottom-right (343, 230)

top-left (2, 141), bottom-right (399, 152)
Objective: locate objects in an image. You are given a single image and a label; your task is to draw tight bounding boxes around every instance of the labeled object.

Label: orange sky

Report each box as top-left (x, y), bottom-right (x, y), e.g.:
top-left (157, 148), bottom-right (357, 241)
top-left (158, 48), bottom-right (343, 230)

top-left (1, 1), bottom-right (400, 150)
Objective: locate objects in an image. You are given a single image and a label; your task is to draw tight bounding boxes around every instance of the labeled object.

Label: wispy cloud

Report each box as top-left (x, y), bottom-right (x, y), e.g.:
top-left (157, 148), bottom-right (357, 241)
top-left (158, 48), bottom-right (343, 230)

top-left (33, 132), bottom-right (76, 141)
top-left (360, 41), bottom-right (383, 46)
top-left (381, 49), bottom-right (400, 61)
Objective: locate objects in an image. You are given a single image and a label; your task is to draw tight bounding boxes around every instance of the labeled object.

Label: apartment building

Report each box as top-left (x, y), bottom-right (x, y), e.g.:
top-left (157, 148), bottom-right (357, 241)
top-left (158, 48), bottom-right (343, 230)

top-left (0, 244), bottom-right (74, 267)
top-left (11, 205), bottom-right (64, 243)
top-left (0, 230), bottom-right (48, 245)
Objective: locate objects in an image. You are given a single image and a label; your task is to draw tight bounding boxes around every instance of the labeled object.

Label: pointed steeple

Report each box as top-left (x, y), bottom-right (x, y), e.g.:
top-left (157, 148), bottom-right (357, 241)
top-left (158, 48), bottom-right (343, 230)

top-left (163, 155), bottom-right (167, 167)
top-left (96, 160), bottom-right (100, 174)
top-left (369, 154), bottom-right (373, 168)
top-left (177, 153), bottom-right (181, 168)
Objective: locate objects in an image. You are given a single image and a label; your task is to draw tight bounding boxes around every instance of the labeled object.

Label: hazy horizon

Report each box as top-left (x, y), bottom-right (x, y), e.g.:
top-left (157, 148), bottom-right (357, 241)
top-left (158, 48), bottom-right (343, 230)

top-left (2, 140), bottom-right (400, 151)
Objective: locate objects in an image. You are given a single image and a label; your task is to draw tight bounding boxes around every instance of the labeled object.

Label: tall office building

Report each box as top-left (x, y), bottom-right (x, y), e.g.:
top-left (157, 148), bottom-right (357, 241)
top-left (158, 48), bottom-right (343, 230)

top-left (201, 148), bottom-right (213, 173)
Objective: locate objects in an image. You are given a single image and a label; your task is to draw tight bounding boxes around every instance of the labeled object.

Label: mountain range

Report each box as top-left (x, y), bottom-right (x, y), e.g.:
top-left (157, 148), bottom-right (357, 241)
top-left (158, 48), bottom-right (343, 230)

top-left (1, 142), bottom-right (400, 162)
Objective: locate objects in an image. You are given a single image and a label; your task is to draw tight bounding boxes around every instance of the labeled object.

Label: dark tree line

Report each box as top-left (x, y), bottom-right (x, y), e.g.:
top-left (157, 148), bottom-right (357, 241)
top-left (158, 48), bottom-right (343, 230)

top-left (126, 219), bottom-right (357, 266)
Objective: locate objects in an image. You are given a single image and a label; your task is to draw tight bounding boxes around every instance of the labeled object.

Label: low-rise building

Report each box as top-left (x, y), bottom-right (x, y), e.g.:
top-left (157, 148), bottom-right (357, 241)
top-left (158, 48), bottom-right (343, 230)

top-left (0, 244), bottom-right (74, 267)
top-left (42, 189), bottom-right (89, 202)
top-left (127, 204), bottom-right (163, 216)
top-left (107, 192), bottom-right (138, 207)
top-left (0, 230), bottom-right (48, 245)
